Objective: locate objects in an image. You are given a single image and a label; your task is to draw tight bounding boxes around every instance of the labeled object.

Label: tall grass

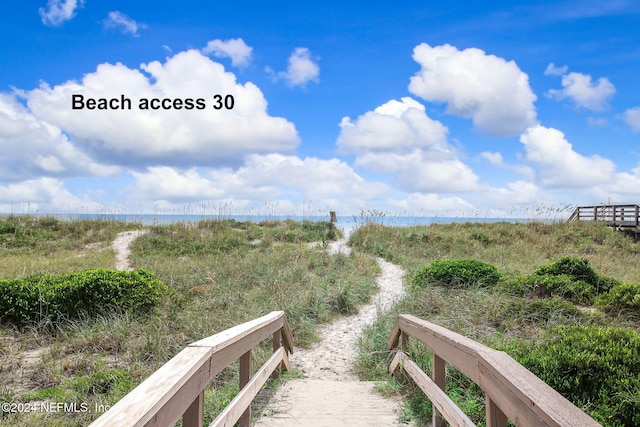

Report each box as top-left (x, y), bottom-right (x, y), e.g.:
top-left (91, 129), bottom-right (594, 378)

top-left (351, 220), bottom-right (640, 426)
top-left (0, 215), bottom-right (138, 277)
top-left (0, 217), bottom-right (376, 426)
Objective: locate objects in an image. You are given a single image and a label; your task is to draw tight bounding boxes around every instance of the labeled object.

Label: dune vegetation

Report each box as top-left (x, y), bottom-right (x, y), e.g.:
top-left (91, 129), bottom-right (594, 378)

top-left (351, 220), bottom-right (640, 426)
top-left (2, 215), bottom-right (640, 426)
top-left (0, 215), bottom-right (377, 426)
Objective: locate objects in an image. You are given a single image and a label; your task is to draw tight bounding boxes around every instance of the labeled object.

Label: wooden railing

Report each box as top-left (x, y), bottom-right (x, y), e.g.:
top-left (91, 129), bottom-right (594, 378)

top-left (388, 314), bottom-right (601, 427)
top-left (89, 311), bottom-right (293, 427)
top-left (568, 204), bottom-right (640, 228)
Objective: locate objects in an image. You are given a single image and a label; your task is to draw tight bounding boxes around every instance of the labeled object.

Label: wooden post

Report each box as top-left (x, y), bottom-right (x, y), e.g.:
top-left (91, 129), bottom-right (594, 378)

top-left (330, 211), bottom-right (337, 222)
top-left (486, 396), bottom-right (508, 427)
top-left (239, 350), bottom-right (251, 427)
top-left (400, 331), bottom-right (409, 350)
top-left (272, 329), bottom-right (282, 379)
top-left (432, 354), bottom-right (446, 427)
top-left (182, 390), bottom-right (204, 427)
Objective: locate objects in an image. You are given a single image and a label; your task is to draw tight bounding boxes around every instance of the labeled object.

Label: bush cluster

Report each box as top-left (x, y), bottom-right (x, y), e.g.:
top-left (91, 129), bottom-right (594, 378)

top-left (412, 259), bottom-right (502, 288)
top-left (504, 325), bottom-right (640, 426)
top-left (596, 282), bottom-right (640, 315)
top-left (501, 257), bottom-right (619, 305)
top-left (0, 268), bottom-right (167, 324)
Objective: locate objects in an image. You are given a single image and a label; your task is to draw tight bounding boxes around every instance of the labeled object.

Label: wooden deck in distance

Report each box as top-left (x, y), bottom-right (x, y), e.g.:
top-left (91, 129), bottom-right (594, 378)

top-left (568, 204), bottom-right (640, 231)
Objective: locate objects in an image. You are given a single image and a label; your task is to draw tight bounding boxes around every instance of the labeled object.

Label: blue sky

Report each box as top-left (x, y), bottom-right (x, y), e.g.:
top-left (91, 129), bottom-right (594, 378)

top-left (1, 0), bottom-right (640, 217)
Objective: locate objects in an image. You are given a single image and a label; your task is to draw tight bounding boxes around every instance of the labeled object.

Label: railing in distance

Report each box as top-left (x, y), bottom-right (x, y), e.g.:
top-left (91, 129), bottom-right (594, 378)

top-left (568, 204), bottom-right (639, 227)
top-left (88, 310), bottom-right (294, 427)
top-left (388, 314), bottom-right (601, 427)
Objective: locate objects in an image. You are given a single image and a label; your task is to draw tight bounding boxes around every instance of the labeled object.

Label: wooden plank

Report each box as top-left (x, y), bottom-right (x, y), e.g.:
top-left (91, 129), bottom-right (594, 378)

top-left (388, 315), bottom-right (601, 427)
top-left (145, 355), bottom-right (213, 427)
top-left (477, 349), bottom-right (601, 427)
top-left (272, 329), bottom-right (281, 352)
top-left (486, 397), bottom-right (507, 427)
top-left (89, 346), bottom-right (212, 427)
top-left (189, 311), bottom-right (284, 349)
top-left (399, 353), bottom-right (476, 427)
top-left (401, 331), bottom-right (409, 350)
top-left (239, 350), bottom-right (251, 427)
top-left (207, 327), bottom-right (276, 379)
top-left (280, 316), bottom-right (295, 355)
top-left (90, 311), bottom-right (293, 427)
top-left (395, 315), bottom-right (484, 383)
top-left (271, 329), bottom-right (282, 379)
top-left (210, 347), bottom-right (286, 427)
top-left (280, 348), bottom-right (291, 372)
top-left (388, 350), bottom-right (403, 375)
top-left (388, 318), bottom-right (402, 349)
top-left (432, 353), bottom-right (446, 427)
top-left (183, 391), bottom-right (204, 427)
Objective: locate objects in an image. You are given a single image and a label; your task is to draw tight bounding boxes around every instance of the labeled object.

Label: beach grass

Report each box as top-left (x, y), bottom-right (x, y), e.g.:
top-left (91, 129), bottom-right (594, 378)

top-left (351, 219), bottom-right (640, 426)
top-left (0, 216), bottom-right (376, 426)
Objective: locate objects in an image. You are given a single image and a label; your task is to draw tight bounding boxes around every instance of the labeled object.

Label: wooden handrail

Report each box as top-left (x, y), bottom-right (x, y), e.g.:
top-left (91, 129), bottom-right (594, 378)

top-left (388, 314), bottom-right (601, 427)
top-left (568, 204), bottom-right (640, 228)
top-left (89, 311), bottom-right (293, 427)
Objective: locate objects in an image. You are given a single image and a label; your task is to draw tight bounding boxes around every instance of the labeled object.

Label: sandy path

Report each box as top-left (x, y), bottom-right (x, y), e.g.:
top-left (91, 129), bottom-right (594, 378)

top-left (294, 239), bottom-right (406, 380)
top-left (112, 230), bottom-right (147, 271)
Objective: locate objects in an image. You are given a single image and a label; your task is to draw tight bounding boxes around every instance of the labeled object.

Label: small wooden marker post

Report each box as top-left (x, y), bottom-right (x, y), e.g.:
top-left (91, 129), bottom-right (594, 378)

top-left (329, 211), bottom-right (337, 222)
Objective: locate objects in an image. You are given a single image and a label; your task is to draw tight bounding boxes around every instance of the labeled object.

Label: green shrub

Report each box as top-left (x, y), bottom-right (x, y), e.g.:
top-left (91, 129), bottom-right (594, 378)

top-left (0, 269), bottom-right (167, 324)
top-left (533, 256), bottom-right (599, 285)
top-left (504, 326), bottom-right (640, 426)
top-left (0, 277), bottom-right (42, 323)
top-left (596, 283), bottom-right (640, 315)
top-left (500, 274), bottom-right (574, 297)
top-left (596, 276), bottom-right (624, 295)
top-left (469, 232), bottom-right (491, 246)
top-left (412, 259), bottom-right (502, 288)
top-left (492, 298), bottom-right (582, 326)
top-left (500, 257), bottom-right (620, 304)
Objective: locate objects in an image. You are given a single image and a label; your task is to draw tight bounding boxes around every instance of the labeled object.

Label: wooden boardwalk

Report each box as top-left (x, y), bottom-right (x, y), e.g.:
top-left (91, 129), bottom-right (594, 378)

top-left (568, 204), bottom-right (640, 232)
top-left (88, 311), bottom-right (601, 427)
top-left (254, 380), bottom-right (402, 426)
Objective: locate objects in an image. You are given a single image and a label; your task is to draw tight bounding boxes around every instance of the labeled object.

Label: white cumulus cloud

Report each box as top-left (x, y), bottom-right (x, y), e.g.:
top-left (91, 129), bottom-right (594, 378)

top-left (520, 125), bottom-right (616, 187)
top-left (0, 177), bottom-right (104, 213)
top-left (356, 149), bottom-right (479, 193)
top-left (39, 0), bottom-right (82, 26)
top-left (623, 107), bottom-right (640, 132)
top-left (131, 167), bottom-right (225, 201)
top-left (103, 11), bottom-right (146, 36)
top-left (202, 38), bottom-right (253, 68)
top-left (0, 93), bottom-right (119, 181)
top-left (0, 177), bottom-right (74, 202)
top-left (482, 180), bottom-right (541, 207)
top-left (337, 97), bottom-right (478, 193)
top-left (338, 97), bottom-right (448, 153)
top-left (544, 63), bottom-right (568, 76)
top-left (480, 151), bottom-right (504, 166)
top-left (546, 71), bottom-right (615, 111)
top-left (130, 154), bottom-right (388, 211)
top-left (269, 48), bottom-right (320, 87)
top-left (408, 43), bottom-right (537, 136)
top-left (25, 50), bottom-right (299, 167)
